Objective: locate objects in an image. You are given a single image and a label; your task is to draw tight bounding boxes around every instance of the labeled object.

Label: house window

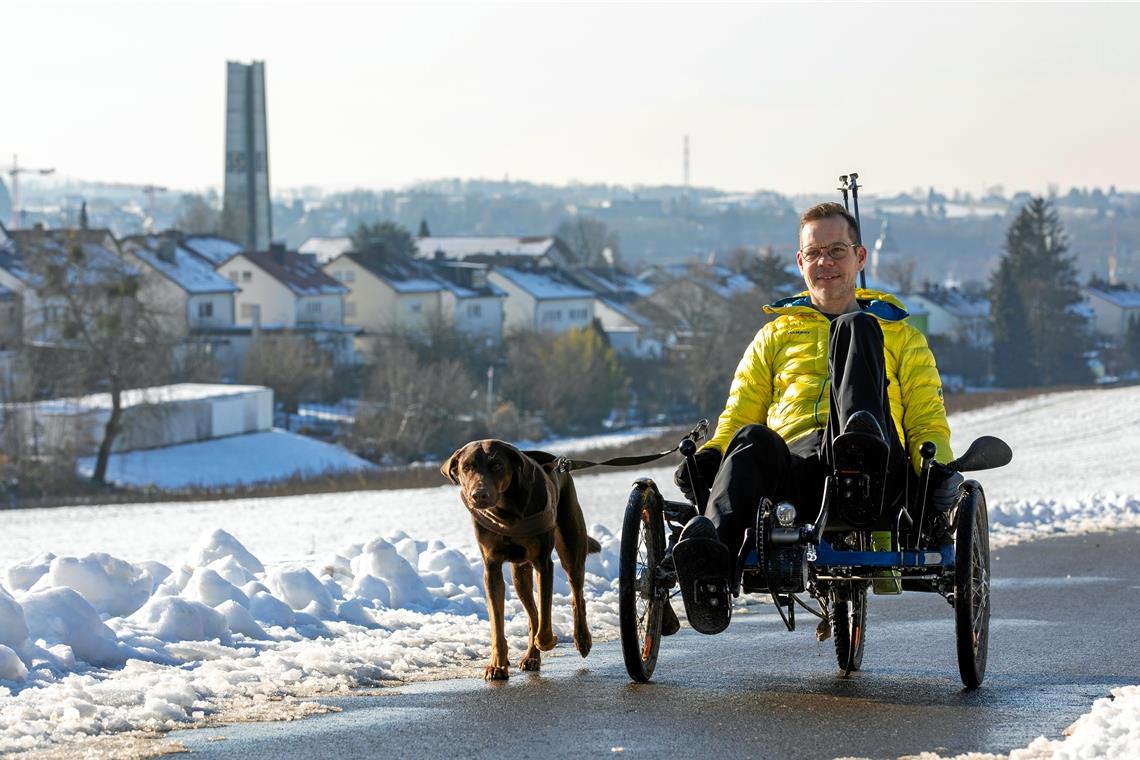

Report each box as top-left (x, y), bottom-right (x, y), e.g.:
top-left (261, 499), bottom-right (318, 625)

top-left (197, 302), bottom-right (214, 318)
top-left (346, 301), bottom-right (357, 317)
top-left (228, 272), bottom-right (240, 284)
top-left (569, 308), bottom-right (588, 320)
top-left (406, 300), bottom-right (422, 314)
top-left (241, 303), bottom-right (260, 320)
top-left (336, 270), bottom-right (355, 283)
top-left (242, 271), bottom-right (252, 282)
top-left (306, 301), bottom-right (322, 314)
top-left (542, 310), bottom-right (563, 323)
top-left (466, 303), bottom-right (482, 318)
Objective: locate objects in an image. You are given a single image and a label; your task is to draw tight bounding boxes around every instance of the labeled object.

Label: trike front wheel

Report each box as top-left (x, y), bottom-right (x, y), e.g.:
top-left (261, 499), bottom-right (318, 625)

top-left (618, 482), bottom-right (667, 683)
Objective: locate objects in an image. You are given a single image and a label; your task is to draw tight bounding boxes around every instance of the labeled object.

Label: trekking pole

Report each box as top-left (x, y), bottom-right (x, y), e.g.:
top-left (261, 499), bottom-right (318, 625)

top-left (846, 172), bottom-right (866, 289)
top-left (837, 174), bottom-right (850, 212)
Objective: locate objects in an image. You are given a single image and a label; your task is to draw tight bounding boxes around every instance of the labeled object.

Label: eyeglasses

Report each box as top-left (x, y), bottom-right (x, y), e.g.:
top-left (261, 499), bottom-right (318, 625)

top-left (799, 242), bottom-right (855, 263)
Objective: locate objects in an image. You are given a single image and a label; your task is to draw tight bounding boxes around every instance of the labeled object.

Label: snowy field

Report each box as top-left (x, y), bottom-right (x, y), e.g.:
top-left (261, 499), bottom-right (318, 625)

top-left (2, 388), bottom-right (1140, 757)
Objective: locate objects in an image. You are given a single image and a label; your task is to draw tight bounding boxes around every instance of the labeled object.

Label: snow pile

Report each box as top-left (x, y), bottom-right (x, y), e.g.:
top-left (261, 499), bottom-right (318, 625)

top-left (0, 525), bottom-right (624, 753)
top-left (76, 429), bottom-right (375, 489)
top-left (2, 385), bottom-right (1140, 754)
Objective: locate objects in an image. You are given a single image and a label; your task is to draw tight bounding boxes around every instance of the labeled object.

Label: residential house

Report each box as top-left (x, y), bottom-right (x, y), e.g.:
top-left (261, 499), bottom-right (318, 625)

top-left (1083, 286), bottom-right (1140, 339)
top-left (428, 261), bottom-right (506, 343)
top-left (213, 244), bottom-right (356, 371)
top-left (565, 267), bottom-right (666, 358)
top-left (416, 235), bottom-right (573, 268)
top-left (640, 263), bottom-right (756, 332)
top-left (324, 252), bottom-right (445, 335)
top-left (0, 227), bottom-right (135, 346)
top-left (905, 285), bottom-right (991, 348)
top-left (219, 244), bottom-right (347, 328)
top-left (323, 254), bottom-right (507, 344)
top-left (120, 234), bottom-right (239, 336)
top-left (487, 266), bottom-right (595, 334)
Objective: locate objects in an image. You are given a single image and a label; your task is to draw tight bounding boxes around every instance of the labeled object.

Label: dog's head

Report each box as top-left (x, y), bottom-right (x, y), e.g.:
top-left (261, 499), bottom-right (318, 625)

top-left (441, 439), bottom-right (535, 511)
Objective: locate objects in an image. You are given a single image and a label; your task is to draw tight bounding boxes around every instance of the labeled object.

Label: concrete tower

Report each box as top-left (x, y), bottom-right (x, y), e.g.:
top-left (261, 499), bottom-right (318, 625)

top-left (222, 61), bottom-right (272, 251)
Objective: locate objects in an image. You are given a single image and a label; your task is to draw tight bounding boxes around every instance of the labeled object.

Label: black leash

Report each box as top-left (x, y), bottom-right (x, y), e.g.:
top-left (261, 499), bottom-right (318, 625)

top-left (552, 420), bottom-right (709, 473)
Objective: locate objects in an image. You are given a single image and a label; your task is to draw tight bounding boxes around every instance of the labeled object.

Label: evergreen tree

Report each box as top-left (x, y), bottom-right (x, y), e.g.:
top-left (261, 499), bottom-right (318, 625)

top-left (351, 221), bottom-right (416, 261)
top-left (989, 198), bottom-right (1091, 387)
top-left (418, 218), bottom-right (431, 237)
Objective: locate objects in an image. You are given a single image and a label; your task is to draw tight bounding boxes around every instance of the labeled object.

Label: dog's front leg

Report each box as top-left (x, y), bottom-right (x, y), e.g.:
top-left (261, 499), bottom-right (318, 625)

top-left (535, 553), bottom-right (557, 651)
top-left (483, 560), bottom-right (510, 680)
top-left (511, 562), bottom-right (542, 671)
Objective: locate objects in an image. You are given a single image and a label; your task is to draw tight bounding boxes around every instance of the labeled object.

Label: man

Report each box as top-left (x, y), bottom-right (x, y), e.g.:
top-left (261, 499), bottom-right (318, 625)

top-left (671, 202), bottom-right (962, 632)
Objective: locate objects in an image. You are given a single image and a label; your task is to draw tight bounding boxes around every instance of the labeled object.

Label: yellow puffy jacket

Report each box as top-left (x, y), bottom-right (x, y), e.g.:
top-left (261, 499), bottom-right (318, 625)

top-left (705, 288), bottom-right (953, 471)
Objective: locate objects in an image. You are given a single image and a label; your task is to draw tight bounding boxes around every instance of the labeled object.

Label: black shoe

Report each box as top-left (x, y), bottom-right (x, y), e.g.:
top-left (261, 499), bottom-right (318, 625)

top-left (660, 602), bottom-right (681, 636)
top-left (844, 410), bottom-right (885, 441)
top-left (679, 515), bottom-right (719, 541)
top-left (672, 516), bottom-right (732, 634)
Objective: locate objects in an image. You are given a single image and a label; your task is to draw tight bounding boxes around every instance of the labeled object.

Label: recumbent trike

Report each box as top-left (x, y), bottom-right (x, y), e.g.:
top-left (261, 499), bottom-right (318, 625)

top-left (617, 419), bottom-right (1012, 689)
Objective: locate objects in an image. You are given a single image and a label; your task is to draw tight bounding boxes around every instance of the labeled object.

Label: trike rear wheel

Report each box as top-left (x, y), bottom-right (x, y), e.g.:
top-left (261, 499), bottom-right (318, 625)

top-left (954, 483), bottom-right (990, 689)
top-left (832, 582), bottom-right (868, 676)
top-left (619, 483), bottom-right (667, 683)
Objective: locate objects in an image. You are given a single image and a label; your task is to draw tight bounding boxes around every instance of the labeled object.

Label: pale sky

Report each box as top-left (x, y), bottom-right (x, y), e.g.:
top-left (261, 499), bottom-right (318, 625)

top-left (6, 1), bottom-right (1140, 197)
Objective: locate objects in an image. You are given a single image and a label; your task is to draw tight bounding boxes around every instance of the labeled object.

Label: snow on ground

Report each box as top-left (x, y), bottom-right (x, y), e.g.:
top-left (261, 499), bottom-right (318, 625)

top-left (75, 429), bottom-right (375, 489)
top-left (1, 387), bottom-right (1140, 756)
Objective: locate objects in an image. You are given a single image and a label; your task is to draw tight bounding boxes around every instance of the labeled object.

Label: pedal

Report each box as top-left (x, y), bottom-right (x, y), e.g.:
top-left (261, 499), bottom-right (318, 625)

top-left (672, 537), bottom-right (733, 635)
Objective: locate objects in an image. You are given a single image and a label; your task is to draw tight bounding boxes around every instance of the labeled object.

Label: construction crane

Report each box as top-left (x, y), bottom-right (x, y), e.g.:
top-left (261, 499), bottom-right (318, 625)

top-left (4, 154), bottom-right (56, 230)
top-left (90, 181), bottom-right (169, 232)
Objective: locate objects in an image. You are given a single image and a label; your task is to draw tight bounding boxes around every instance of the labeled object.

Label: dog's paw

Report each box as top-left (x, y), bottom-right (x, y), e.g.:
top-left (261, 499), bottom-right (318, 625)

top-left (519, 652), bottom-right (541, 671)
top-left (536, 632), bottom-right (558, 651)
top-left (574, 628), bottom-right (592, 658)
top-left (484, 665), bottom-right (510, 681)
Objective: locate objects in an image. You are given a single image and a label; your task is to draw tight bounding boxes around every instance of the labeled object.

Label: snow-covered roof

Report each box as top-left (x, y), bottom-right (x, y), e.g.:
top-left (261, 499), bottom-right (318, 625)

top-left (299, 236), bottom-right (354, 265)
top-left (123, 236), bottom-right (239, 295)
top-left (182, 235), bottom-right (244, 266)
top-left (0, 231), bottom-right (139, 287)
top-left (571, 267), bottom-right (656, 298)
top-left (417, 235), bottom-right (557, 259)
top-left (427, 261), bottom-right (506, 299)
top-left (491, 266), bottom-right (594, 300)
top-left (239, 249), bottom-right (348, 296)
top-left (344, 253), bottom-right (444, 295)
top-left (644, 263), bottom-right (755, 299)
top-left (917, 286), bottom-right (991, 319)
top-left (1085, 286), bottom-right (1140, 309)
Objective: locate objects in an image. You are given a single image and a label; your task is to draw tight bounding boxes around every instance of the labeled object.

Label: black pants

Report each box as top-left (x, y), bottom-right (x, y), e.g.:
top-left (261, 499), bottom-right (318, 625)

top-left (704, 311), bottom-right (908, 551)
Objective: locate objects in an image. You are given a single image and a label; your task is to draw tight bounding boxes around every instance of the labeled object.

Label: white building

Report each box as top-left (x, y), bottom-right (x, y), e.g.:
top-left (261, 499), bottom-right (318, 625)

top-left (487, 266), bottom-right (595, 334)
top-left (1083, 287), bottom-right (1140, 339)
top-left (417, 235), bottom-right (572, 268)
top-left (299, 236), bottom-right (354, 266)
top-left (905, 286), bottom-right (991, 348)
top-left (120, 234), bottom-right (239, 335)
top-left (4, 383), bottom-right (272, 456)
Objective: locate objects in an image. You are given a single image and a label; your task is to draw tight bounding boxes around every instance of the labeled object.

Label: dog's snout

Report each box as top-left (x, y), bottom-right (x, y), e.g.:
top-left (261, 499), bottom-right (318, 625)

top-left (469, 483), bottom-right (493, 507)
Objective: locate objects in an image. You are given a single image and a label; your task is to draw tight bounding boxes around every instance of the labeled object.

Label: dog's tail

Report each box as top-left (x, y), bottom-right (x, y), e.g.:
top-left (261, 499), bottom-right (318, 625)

top-left (587, 536), bottom-right (602, 554)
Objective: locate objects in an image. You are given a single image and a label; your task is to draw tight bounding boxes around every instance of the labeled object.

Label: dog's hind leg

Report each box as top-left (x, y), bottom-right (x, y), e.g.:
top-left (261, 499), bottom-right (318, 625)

top-left (555, 535), bottom-right (593, 658)
top-left (483, 561), bottom-right (510, 681)
top-left (534, 553), bottom-right (558, 652)
top-left (512, 562), bottom-right (542, 671)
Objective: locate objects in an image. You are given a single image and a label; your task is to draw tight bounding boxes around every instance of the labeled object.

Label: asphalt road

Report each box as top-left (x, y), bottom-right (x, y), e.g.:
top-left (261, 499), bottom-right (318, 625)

top-left (177, 529), bottom-right (1140, 760)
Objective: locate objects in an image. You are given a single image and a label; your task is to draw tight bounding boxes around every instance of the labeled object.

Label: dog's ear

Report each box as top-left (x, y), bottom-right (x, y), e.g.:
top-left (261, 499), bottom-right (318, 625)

top-left (441, 445), bottom-right (465, 484)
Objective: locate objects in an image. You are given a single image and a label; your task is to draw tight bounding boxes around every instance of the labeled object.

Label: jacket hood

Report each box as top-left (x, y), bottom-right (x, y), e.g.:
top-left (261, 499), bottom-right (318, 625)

top-left (764, 288), bottom-right (909, 321)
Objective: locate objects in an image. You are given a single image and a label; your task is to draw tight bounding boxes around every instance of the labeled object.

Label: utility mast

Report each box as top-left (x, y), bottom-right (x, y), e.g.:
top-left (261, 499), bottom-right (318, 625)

top-left (5, 154), bottom-right (56, 229)
top-left (683, 135), bottom-right (690, 191)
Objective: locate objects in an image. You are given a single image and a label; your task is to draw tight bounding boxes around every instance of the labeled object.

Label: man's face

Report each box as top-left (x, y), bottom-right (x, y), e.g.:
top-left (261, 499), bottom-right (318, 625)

top-left (796, 216), bottom-right (867, 312)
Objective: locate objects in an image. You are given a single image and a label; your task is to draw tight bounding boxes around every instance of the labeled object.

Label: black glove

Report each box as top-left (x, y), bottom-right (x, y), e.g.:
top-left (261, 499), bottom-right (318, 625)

top-left (674, 448), bottom-right (722, 503)
top-left (927, 463), bottom-right (964, 512)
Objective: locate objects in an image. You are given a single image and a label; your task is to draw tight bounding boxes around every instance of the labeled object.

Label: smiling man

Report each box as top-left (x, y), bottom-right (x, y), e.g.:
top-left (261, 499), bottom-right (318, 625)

top-left (669, 201), bottom-right (960, 632)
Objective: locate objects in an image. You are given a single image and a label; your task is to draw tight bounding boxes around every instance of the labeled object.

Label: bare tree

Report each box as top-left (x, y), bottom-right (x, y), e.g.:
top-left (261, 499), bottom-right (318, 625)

top-left (22, 231), bottom-right (174, 483)
top-left (240, 332), bottom-right (333, 419)
top-left (555, 217), bottom-right (621, 268)
top-left (174, 194), bottom-right (221, 235)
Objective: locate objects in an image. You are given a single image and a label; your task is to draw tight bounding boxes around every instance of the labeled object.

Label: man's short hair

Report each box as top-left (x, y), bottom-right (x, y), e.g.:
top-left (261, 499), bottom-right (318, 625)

top-left (799, 202), bottom-right (860, 244)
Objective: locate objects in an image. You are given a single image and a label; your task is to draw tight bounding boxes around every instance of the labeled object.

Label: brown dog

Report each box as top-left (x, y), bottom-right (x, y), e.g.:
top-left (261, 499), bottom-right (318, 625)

top-left (442, 439), bottom-right (601, 680)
